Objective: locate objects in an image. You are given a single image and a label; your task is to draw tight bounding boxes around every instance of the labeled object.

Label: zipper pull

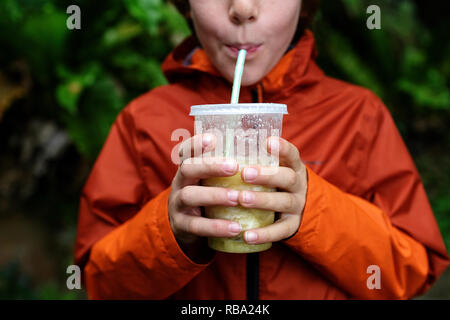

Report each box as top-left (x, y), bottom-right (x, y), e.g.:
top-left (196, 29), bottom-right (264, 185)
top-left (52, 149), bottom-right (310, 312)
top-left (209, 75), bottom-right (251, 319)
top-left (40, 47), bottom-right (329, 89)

top-left (251, 83), bottom-right (264, 103)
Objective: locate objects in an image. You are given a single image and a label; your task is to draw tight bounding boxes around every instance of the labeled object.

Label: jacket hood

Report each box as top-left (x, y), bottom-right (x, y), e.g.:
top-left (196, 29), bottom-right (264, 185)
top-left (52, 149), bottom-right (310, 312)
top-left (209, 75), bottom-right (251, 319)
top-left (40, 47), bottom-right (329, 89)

top-left (161, 30), bottom-right (325, 100)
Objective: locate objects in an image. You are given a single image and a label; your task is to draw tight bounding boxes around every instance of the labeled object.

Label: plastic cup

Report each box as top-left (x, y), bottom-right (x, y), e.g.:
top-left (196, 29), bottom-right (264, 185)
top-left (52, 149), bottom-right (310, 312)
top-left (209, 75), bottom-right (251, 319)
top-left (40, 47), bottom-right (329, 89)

top-left (189, 103), bottom-right (288, 253)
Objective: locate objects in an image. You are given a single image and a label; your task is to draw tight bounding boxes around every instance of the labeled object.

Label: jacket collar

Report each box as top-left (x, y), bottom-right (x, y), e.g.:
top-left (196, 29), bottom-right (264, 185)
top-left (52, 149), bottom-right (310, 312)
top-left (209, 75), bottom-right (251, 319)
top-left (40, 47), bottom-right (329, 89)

top-left (161, 30), bottom-right (323, 100)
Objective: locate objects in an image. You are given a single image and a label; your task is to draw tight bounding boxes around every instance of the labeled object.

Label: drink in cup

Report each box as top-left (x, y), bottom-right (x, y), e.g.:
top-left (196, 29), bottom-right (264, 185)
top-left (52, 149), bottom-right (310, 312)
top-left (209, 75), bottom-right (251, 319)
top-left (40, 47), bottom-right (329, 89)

top-left (189, 103), bottom-right (288, 253)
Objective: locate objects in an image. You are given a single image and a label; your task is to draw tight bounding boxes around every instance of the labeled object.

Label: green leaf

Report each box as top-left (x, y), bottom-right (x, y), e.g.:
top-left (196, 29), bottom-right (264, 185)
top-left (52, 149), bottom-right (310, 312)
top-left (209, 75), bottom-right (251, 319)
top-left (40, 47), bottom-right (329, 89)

top-left (101, 20), bottom-right (143, 47)
top-left (56, 82), bottom-right (83, 114)
top-left (341, 0), bottom-right (365, 18)
top-left (56, 64), bottom-right (102, 114)
top-left (124, 0), bottom-right (164, 36)
top-left (63, 73), bottom-right (125, 159)
top-left (20, 8), bottom-right (69, 84)
top-left (160, 3), bottom-right (191, 46)
top-left (325, 30), bottom-right (384, 98)
top-left (397, 69), bottom-right (450, 110)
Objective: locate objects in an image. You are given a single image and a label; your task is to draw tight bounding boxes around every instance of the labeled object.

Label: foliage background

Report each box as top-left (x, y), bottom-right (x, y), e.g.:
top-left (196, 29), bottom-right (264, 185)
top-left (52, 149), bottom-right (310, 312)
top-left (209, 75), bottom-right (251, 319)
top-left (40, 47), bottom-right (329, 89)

top-left (0, 0), bottom-right (448, 299)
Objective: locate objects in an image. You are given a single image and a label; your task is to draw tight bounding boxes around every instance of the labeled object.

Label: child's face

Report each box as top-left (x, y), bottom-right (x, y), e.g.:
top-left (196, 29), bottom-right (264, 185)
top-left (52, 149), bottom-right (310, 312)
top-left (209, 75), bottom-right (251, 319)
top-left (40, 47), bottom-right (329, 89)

top-left (189, 0), bottom-right (302, 86)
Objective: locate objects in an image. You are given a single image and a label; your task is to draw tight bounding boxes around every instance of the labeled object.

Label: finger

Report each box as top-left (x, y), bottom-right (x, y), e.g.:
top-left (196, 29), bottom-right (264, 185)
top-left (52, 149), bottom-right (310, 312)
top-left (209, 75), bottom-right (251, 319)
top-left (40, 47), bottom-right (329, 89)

top-left (177, 157), bottom-right (239, 187)
top-left (241, 166), bottom-right (301, 193)
top-left (178, 133), bottom-right (216, 162)
top-left (176, 185), bottom-right (240, 209)
top-left (243, 213), bottom-right (300, 244)
top-left (173, 214), bottom-right (242, 238)
top-left (267, 137), bottom-right (303, 172)
top-left (238, 190), bottom-right (302, 214)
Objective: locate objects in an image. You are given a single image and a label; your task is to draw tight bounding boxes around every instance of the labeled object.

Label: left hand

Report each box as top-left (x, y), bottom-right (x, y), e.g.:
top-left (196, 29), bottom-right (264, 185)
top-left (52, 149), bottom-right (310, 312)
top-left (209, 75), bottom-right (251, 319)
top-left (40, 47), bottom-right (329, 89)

top-left (238, 136), bottom-right (308, 244)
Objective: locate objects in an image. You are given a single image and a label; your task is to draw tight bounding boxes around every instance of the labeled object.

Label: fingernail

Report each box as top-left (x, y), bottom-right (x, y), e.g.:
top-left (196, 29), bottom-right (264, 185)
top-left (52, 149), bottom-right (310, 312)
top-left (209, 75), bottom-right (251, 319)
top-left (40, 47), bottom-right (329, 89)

top-left (245, 231), bottom-right (258, 242)
top-left (227, 190), bottom-right (239, 202)
top-left (242, 191), bottom-right (255, 203)
top-left (203, 134), bottom-right (213, 147)
top-left (229, 223), bottom-right (242, 233)
top-left (269, 137), bottom-right (279, 153)
top-left (223, 159), bottom-right (237, 173)
top-left (244, 167), bottom-right (258, 181)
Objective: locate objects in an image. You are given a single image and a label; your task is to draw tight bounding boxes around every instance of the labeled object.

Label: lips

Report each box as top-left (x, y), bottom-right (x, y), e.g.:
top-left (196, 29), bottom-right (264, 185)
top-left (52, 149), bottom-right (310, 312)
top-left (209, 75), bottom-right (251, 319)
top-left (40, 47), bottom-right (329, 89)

top-left (226, 43), bottom-right (262, 54)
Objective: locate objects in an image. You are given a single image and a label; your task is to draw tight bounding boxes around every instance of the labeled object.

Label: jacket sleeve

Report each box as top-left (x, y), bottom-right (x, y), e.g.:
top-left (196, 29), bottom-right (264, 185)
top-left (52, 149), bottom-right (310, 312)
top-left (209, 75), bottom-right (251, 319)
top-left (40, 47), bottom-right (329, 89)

top-left (74, 105), bottom-right (213, 299)
top-left (284, 100), bottom-right (449, 299)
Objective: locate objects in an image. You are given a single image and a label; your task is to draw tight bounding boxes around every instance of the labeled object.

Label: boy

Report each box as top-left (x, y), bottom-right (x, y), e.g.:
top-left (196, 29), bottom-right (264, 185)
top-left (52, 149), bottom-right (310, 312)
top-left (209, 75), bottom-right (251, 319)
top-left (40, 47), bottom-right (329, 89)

top-left (74, 0), bottom-right (449, 299)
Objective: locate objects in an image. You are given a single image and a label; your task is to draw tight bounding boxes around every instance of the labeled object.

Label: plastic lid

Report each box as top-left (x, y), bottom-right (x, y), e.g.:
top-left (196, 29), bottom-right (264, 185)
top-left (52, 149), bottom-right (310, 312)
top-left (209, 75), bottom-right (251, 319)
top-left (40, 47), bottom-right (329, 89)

top-left (189, 103), bottom-right (288, 116)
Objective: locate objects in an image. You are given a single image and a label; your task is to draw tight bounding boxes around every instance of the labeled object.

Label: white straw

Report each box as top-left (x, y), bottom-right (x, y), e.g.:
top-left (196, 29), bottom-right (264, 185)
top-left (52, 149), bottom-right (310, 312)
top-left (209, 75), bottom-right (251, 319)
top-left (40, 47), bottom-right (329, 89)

top-left (230, 49), bottom-right (247, 104)
top-left (226, 49), bottom-right (247, 158)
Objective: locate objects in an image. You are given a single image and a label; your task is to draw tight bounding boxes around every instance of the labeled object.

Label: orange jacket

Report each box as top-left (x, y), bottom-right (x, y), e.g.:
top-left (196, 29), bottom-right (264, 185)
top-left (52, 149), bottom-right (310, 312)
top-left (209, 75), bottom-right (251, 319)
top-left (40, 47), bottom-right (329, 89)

top-left (74, 30), bottom-right (449, 299)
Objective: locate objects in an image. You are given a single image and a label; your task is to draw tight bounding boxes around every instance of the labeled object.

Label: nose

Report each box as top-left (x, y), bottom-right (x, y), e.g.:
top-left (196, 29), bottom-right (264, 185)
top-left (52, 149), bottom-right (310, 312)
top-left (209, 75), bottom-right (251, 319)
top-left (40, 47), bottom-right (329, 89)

top-left (229, 0), bottom-right (259, 25)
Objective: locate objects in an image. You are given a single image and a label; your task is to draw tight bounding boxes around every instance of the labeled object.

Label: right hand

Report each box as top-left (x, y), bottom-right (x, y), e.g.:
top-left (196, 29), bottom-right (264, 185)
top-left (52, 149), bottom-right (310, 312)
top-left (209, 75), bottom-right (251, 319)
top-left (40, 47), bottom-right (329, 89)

top-left (168, 133), bottom-right (243, 259)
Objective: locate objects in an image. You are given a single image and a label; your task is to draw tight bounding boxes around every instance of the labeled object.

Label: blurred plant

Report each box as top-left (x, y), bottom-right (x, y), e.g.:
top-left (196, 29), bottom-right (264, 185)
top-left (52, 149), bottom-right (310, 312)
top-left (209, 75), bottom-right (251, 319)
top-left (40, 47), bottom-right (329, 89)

top-left (0, 0), bottom-right (190, 160)
top-left (0, 261), bottom-right (82, 300)
top-left (314, 0), bottom-right (450, 129)
top-left (0, 0), bottom-right (189, 300)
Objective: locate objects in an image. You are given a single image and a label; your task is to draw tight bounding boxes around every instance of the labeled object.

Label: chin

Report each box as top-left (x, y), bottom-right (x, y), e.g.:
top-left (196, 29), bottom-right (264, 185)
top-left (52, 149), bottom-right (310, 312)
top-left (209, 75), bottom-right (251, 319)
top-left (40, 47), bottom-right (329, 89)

top-left (218, 65), bottom-right (265, 87)
top-left (241, 75), bottom-right (264, 87)
top-left (241, 70), bottom-right (264, 87)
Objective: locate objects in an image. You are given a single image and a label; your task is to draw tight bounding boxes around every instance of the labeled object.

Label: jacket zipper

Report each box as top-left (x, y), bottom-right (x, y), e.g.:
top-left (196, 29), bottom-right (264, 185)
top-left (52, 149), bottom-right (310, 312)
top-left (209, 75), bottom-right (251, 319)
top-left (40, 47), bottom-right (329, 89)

top-left (246, 83), bottom-right (264, 301)
top-left (246, 252), bottom-right (259, 300)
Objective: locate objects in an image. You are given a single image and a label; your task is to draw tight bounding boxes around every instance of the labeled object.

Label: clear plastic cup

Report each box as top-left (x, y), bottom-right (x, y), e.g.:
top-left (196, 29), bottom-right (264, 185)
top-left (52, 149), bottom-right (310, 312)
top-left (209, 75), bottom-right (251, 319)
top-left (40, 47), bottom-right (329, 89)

top-left (189, 103), bottom-right (288, 253)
